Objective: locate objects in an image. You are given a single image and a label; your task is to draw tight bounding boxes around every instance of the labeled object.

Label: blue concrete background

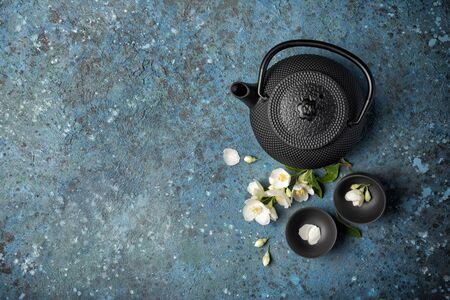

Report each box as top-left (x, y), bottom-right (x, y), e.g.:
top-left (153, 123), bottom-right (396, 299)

top-left (0, 0), bottom-right (449, 299)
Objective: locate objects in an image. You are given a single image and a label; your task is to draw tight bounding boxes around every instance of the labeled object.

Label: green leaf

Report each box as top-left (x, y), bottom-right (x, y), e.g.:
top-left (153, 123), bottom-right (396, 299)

top-left (284, 165), bottom-right (307, 173)
top-left (260, 197), bottom-right (273, 205)
top-left (350, 184), bottom-right (361, 190)
top-left (300, 170), bottom-right (323, 198)
top-left (314, 186), bottom-right (323, 198)
top-left (344, 226), bottom-right (362, 238)
top-left (335, 214), bottom-right (362, 238)
top-left (318, 163), bottom-right (340, 183)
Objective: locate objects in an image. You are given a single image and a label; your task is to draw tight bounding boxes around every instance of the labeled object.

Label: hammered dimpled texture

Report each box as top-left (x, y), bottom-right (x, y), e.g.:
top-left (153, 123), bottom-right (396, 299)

top-left (250, 54), bottom-right (366, 169)
top-left (269, 71), bottom-right (348, 150)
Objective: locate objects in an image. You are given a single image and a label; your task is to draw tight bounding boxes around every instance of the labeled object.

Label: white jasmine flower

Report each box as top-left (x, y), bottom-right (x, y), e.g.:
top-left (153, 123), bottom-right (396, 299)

top-left (266, 188), bottom-right (292, 209)
top-left (254, 238), bottom-right (268, 248)
top-left (292, 183), bottom-right (314, 202)
top-left (247, 180), bottom-right (265, 200)
top-left (262, 247), bottom-right (271, 266)
top-left (269, 168), bottom-right (291, 189)
top-left (242, 199), bottom-right (271, 225)
top-left (345, 189), bottom-right (364, 207)
top-left (223, 148), bottom-right (240, 166)
top-left (244, 155), bottom-right (258, 164)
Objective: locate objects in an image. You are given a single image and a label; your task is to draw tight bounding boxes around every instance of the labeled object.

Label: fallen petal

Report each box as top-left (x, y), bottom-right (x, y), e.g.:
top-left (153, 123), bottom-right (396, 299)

top-left (299, 224), bottom-right (314, 240)
top-left (223, 148), bottom-right (240, 166)
top-left (308, 225), bottom-right (321, 245)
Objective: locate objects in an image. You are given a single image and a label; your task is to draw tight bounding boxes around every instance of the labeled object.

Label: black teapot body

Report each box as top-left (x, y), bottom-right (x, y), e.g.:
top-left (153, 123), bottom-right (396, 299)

top-left (231, 40), bottom-right (374, 169)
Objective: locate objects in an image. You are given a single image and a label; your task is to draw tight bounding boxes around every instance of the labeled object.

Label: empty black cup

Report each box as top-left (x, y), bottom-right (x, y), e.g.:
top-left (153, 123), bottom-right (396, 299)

top-left (285, 207), bottom-right (337, 258)
top-left (334, 173), bottom-right (386, 224)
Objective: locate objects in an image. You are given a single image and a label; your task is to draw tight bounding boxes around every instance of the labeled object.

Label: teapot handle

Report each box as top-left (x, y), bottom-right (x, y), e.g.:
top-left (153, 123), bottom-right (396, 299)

top-left (257, 40), bottom-right (374, 126)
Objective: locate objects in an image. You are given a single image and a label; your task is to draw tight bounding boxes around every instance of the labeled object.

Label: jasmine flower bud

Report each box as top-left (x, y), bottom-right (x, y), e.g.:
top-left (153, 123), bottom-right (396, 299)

top-left (364, 188), bottom-right (372, 202)
top-left (244, 155), bottom-right (258, 164)
top-left (254, 238), bottom-right (268, 248)
top-left (262, 247), bottom-right (271, 267)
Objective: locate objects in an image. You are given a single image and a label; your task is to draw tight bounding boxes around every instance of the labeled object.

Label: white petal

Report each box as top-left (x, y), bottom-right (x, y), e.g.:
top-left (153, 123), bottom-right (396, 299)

top-left (293, 190), bottom-right (309, 202)
top-left (255, 211), bottom-right (271, 225)
top-left (243, 206), bottom-right (256, 221)
top-left (299, 224), bottom-right (314, 240)
top-left (278, 197), bottom-right (291, 208)
top-left (223, 148), bottom-right (240, 166)
top-left (247, 180), bottom-right (264, 198)
top-left (292, 184), bottom-right (310, 202)
top-left (269, 168), bottom-right (291, 189)
top-left (265, 189), bottom-right (276, 197)
top-left (244, 198), bottom-right (260, 205)
top-left (296, 193), bottom-right (309, 202)
top-left (244, 198), bottom-right (254, 204)
top-left (308, 225), bottom-right (321, 245)
top-left (242, 199), bottom-right (260, 221)
top-left (352, 198), bottom-right (364, 207)
top-left (296, 183), bottom-right (314, 195)
top-left (267, 189), bottom-right (291, 208)
top-left (345, 190), bottom-right (364, 202)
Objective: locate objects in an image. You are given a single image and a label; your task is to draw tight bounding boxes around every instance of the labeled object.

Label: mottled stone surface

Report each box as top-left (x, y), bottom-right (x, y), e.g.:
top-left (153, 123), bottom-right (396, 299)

top-left (0, 0), bottom-right (449, 299)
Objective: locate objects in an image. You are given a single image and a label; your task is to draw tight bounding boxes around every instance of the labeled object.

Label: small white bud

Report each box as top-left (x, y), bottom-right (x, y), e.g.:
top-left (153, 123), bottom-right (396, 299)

top-left (262, 247), bottom-right (271, 267)
top-left (364, 188), bottom-right (372, 202)
top-left (254, 238), bottom-right (268, 248)
top-left (244, 155), bottom-right (258, 164)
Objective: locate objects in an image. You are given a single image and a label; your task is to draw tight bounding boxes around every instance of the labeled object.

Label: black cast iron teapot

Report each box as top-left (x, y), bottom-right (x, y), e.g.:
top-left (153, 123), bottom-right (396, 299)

top-left (230, 40), bottom-right (374, 169)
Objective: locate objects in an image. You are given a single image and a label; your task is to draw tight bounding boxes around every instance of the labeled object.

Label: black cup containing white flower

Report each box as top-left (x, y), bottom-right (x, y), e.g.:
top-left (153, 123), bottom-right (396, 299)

top-left (285, 207), bottom-right (337, 258)
top-left (333, 173), bottom-right (386, 224)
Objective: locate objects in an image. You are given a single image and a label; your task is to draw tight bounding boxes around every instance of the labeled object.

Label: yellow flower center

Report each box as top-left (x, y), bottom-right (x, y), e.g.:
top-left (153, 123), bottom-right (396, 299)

top-left (252, 206), bottom-right (262, 215)
top-left (278, 173), bottom-right (288, 182)
top-left (295, 188), bottom-right (306, 197)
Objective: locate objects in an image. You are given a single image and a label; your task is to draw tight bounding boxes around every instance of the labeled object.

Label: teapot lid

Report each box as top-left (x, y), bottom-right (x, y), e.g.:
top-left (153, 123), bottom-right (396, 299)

top-left (268, 71), bottom-right (349, 150)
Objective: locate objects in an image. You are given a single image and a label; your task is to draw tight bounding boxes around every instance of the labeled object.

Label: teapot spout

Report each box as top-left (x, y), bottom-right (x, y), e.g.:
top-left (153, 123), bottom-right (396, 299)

top-left (230, 82), bottom-right (259, 108)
